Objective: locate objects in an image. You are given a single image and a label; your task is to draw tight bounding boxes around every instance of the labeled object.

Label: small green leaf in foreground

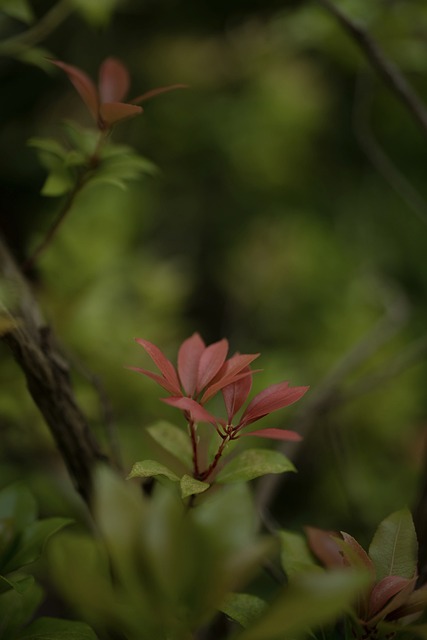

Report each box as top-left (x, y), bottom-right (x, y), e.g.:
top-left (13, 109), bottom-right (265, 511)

top-left (127, 460), bottom-right (179, 482)
top-left (18, 616), bottom-right (98, 639)
top-left (216, 449), bottom-right (295, 484)
top-left (220, 593), bottom-right (267, 629)
top-left (180, 474), bottom-right (210, 499)
top-left (279, 530), bottom-right (319, 579)
top-left (238, 570), bottom-right (369, 640)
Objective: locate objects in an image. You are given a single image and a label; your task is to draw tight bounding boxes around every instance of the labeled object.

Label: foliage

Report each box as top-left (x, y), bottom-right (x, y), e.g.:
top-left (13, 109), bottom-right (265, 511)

top-left (280, 509), bottom-right (427, 638)
top-left (49, 466), bottom-right (368, 640)
top-left (0, 484), bottom-right (95, 639)
top-left (2, 0), bottom-right (427, 638)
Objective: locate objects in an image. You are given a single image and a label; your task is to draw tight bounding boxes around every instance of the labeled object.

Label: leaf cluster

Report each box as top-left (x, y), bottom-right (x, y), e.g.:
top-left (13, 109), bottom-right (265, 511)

top-left (281, 509), bottom-right (427, 639)
top-left (29, 122), bottom-right (156, 198)
top-left (50, 466), bottom-right (368, 640)
top-left (128, 420), bottom-right (296, 499)
top-left (0, 483), bottom-right (95, 640)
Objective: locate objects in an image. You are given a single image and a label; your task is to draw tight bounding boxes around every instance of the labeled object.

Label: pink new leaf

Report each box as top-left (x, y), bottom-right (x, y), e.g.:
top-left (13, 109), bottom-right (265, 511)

top-left (126, 367), bottom-right (180, 396)
top-left (51, 60), bottom-right (99, 121)
top-left (222, 369), bottom-right (252, 423)
top-left (201, 353), bottom-right (260, 403)
top-left (131, 83), bottom-right (189, 104)
top-left (99, 102), bottom-right (143, 128)
top-left (387, 583), bottom-right (427, 620)
top-left (240, 382), bottom-right (309, 426)
top-left (197, 339), bottom-right (228, 394)
top-left (98, 57), bottom-right (130, 103)
top-left (305, 527), bottom-right (345, 568)
top-left (368, 576), bottom-right (414, 620)
top-left (163, 396), bottom-right (219, 426)
top-left (340, 532), bottom-right (376, 575)
top-left (135, 338), bottom-right (181, 395)
top-left (240, 428), bottom-right (302, 442)
top-left (178, 333), bottom-right (205, 396)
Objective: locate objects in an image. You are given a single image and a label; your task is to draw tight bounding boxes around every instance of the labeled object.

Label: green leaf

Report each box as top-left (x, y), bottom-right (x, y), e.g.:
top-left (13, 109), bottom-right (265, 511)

top-left (69, 0), bottom-right (119, 26)
top-left (61, 121), bottom-right (100, 157)
top-left (194, 483), bottom-right (258, 551)
top-left (0, 573), bottom-right (15, 594)
top-left (0, 0), bottom-right (34, 23)
top-left (220, 593), bottom-right (267, 628)
top-left (41, 170), bottom-right (74, 197)
top-left (127, 460), bottom-right (180, 482)
top-left (216, 449), bottom-right (295, 483)
top-left (0, 576), bottom-right (43, 637)
top-left (180, 475), bottom-right (210, 499)
top-left (147, 421), bottom-right (193, 467)
top-left (3, 517), bottom-right (72, 573)
top-left (0, 573), bottom-right (36, 595)
top-left (18, 616), bottom-right (99, 639)
top-left (279, 530), bottom-right (319, 579)
top-left (237, 570), bottom-right (369, 640)
top-left (28, 138), bottom-right (68, 159)
top-left (16, 47), bottom-right (53, 71)
top-left (369, 508), bottom-right (418, 581)
top-left (0, 484), bottom-right (37, 530)
top-left (87, 176), bottom-right (128, 191)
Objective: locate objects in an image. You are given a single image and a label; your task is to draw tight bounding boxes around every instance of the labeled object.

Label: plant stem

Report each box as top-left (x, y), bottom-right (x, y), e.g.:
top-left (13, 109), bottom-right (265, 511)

top-left (188, 419), bottom-right (200, 477)
top-left (22, 171), bottom-right (87, 272)
top-left (23, 132), bottom-right (105, 272)
top-left (199, 433), bottom-right (231, 482)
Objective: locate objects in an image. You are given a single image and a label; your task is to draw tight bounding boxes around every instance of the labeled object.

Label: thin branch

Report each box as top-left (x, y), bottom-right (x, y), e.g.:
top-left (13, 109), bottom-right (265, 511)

top-left (255, 292), bottom-right (409, 510)
top-left (315, 0), bottom-right (427, 138)
top-left (353, 73), bottom-right (427, 228)
top-left (22, 176), bottom-right (84, 272)
top-left (0, 232), bottom-right (108, 507)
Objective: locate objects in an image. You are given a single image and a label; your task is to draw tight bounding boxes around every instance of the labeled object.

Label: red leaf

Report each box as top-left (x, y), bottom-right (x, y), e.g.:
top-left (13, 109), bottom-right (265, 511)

top-left (99, 102), bottom-right (143, 128)
top-left (178, 333), bottom-right (205, 396)
top-left (98, 57), bottom-right (130, 103)
top-left (197, 339), bottom-right (228, 393)
top-left (126, 366), bottom-right (181, 396)
top-left (240, 428), bottom-right (302, 441)
top-left (131, 83), bottom-right (189, 104)
top-left (340, 532), bottom-right (375, 575)
top-left (201, 353), bottom-right (260, 403)
top-left (305, 527), bottom-right (345, 568)
top-left (387, 583), bottom-right (427, 620)
top-left (163, 396), bottom-right (218, 425)
top-left (222, 369), bottom-right (252, 423)
top-left (51, 60), bottom-right (99, 121)
top-left (240, 382), bottom-right (309, 426)
top-left (368, 576), bottom-right (413, 619)
top-left (135, 338), bottom-right (181, 395)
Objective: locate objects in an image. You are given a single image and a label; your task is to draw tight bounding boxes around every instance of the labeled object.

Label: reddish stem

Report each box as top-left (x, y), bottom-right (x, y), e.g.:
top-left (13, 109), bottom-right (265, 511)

top-left (198, 433), bottom-right (231, 482)
top-left (188, 419), bottom-right (200, 477)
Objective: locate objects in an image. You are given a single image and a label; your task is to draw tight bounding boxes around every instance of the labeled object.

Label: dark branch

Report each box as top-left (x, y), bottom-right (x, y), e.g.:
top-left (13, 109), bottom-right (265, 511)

top-left (0, 232), bottom-right (108, 507)
top-left (316, 0), bottom-right (427, 138)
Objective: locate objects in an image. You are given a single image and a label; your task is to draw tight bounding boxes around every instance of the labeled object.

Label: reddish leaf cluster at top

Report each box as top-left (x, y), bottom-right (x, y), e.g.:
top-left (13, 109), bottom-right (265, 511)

top-left (129, 332), bottom-right (308, 442)
top-left (51, 57), bottom-right (187, 131)
top-left (306, 527), bottom-right (427, 630)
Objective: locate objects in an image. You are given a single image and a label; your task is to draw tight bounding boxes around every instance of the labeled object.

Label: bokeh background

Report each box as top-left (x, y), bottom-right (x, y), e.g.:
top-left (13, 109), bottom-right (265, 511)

top-left (2, 0), bottom-right (427, 550)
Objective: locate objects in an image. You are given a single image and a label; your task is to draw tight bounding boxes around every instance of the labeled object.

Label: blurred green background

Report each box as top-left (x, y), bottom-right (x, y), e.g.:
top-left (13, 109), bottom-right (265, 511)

top-left (1, 0), bottom-right (427, 548)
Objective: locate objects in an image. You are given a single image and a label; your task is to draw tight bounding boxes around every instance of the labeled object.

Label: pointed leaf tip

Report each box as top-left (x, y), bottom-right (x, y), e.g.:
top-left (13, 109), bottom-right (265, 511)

top-left (51, 59), bottom-right (99, 121)
top-left (178, 332), bottom-right (205, 396)
top-left (241, 428), bottom-right (302, 442)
